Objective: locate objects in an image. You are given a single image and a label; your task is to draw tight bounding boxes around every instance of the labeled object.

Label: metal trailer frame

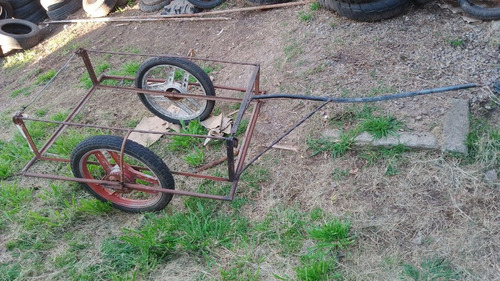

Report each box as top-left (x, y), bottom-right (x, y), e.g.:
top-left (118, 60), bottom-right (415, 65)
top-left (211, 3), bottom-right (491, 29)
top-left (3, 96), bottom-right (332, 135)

top-left (12, 48), bottom-right (478, 204)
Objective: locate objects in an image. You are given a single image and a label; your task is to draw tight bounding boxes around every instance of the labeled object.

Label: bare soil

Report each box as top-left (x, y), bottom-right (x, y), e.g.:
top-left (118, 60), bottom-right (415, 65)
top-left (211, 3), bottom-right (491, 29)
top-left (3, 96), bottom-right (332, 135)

top-left (1, 0), bottom-right (500, 280)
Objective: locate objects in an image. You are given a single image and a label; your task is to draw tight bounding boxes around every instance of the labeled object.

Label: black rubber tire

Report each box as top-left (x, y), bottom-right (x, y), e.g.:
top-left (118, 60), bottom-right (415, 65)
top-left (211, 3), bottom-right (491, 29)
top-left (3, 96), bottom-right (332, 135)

top-left (7, 0), bottom-right (31, 9)
top-left (139, 0), bottom-right (170, 12)
top-left (116, 0), bottom-right (129, 6)
top-left (142, 0), bottom-right (165, 4)
top-left (244, 0), bottom-right (291, 5)
top-left (0, 0), bottom-right (13, 19)
top-left (318, 0), bottom-right (411, 21)
top-left (458, 0), bottom-right (500, 20)
top-left (24, 7), bottom-right (47, 24)
top-left (46, 0), bottom-right (81, 20)
top-left (187, 0), bottom-right (223, 9)
top-left (136, 57), bottom-right (216, 124)
top-left (40, 0), bottom-right (69, 11)
top-left (12, 0), bottom-right (41, 19)
top-left (83, 0), bottom-right (118, 17)
top-left (71, 135), bottom-right (175, 213)
top-left (0, 19), bottom-right (41, 49)
top-left (411, 0), bottom-right (432, 5)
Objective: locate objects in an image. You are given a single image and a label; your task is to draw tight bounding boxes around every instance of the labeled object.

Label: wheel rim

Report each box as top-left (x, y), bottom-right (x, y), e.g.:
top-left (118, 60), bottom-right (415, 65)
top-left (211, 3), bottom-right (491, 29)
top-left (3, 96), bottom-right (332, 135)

top-left (142, 64), bottom-right (209, 121)
top-left (79, 148), bottom-right (164, 208)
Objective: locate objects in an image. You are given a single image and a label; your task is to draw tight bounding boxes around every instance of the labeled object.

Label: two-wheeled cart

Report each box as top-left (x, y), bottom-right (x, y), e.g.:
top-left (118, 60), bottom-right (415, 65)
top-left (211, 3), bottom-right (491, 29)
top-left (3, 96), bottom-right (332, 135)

top-left (12, 48), bottom-right (478, 212)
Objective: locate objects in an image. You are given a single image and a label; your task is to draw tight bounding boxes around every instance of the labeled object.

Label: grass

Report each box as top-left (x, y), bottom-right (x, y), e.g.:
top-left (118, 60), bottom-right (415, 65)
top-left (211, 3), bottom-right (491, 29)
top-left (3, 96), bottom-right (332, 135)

top-left (308, 106), bottom-right (403, 158)
top-left (466, 117), bottom-right (500, 169)
top-left (168, 120), bottom-right (207, 152)
top-left (402, 257), bottom-right (461, 281)
top-left (80, 62), bottom-right (111, 89)
top-left (446, 37), bottom-right (465, 48)
top-left (10, 86), bottom-right (32, 98)
top-left (35, 69), bottom-right (57, 85)
top-left (2, 50), bottom-right (36, 69)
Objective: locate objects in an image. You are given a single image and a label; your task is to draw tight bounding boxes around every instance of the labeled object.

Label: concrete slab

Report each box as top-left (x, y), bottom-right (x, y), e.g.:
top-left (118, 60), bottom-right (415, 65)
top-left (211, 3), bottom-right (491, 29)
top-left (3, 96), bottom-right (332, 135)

top-left (441, 99), bottom-right (469, 154)
top-left (322, 129), bottom-right (439, 150)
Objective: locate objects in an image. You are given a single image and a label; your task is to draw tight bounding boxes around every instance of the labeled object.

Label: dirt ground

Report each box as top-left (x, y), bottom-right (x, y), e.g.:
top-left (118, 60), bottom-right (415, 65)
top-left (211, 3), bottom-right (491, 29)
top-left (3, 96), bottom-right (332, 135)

top-left (1, 0), bottom-right (500, 280)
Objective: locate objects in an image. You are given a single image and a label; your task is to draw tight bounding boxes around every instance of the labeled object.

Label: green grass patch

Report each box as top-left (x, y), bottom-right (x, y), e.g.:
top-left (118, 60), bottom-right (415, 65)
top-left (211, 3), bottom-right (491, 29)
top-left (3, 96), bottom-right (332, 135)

top-left (361, 115), bottom-right (402, 139)
top-left (446, 37), bottom-right (465, 48)
top-left (168, 120), bottom-right (207, 152)
top-left (309, 106), bottom-right (403, 159)
top-left (401, 256), bottom-right (461, 281)
top-left (10, 86), bottom-right (32, 98)
top-left (466, 117), bottom-right (500, 169)
top-left (35, 69), bottom-right (57, 85)
top-left (80, 62), bottom-right (111, 89)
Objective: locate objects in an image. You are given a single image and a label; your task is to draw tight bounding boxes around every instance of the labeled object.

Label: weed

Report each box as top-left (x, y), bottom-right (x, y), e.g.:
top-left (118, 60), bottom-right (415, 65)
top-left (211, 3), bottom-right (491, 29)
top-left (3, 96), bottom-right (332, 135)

top-left (307, 127), bottom-right (361, 158)
top-left (467, 117), bottom-right (500, 169)
top-left (10, 86), bottom-right (32, 98)
top-left (369, 82), bottom-right (397, 96)
top-left (102, 237), bottom-right (149, 272)
top-left (331, 168), bottom-right (350, 180)
top-left (401, 256), bottom-right (461, 281)
top-left (77, 198), bottom-right (112, 215)
top-left (80, 62), bottom-right (111, 89)
top-left (295, 256), bottom-right (342, 281)
top-left (184, 147), bottom-right (205, 167)
top-left (284, 41), bottom-right (304, 62)
top-left (299, 11), bottom-right (313, 22)
top-left (102, 61), bottom-right (140, 87)
top-left (310, 1), bottom-right (320, 10)
top-left (0, 263), bottom-right (21, 280)
top-left (235, 119), bottom-right (249, 136)
top-left (240, 167), bottom-right (270, 190)
top-left (127, 119), bottom-right (140, 128)
top-left (310, 207), bottom-right (324, 221)
top-left (35, 69), bottom-right (57, 85)
top-left (447, 37), bottom-right (465, 48)
top-left (361, 115), bottom-right (402, 139)
top-left (307, 219), bottom-right (354, 253)
top-left (35, 109), bottom-right (47, 117)
top-left (0, 182), bottom-right (33, 223)
top-left (329, 104), bottom-right (377, 127)
top-left (168, 120), bottom-right (207, 152)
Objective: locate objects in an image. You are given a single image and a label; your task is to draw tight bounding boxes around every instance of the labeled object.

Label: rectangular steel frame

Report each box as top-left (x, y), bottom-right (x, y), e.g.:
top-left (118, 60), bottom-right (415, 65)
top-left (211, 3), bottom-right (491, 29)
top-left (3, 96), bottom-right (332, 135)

top-left (12, 48), bottom-right (265, 202)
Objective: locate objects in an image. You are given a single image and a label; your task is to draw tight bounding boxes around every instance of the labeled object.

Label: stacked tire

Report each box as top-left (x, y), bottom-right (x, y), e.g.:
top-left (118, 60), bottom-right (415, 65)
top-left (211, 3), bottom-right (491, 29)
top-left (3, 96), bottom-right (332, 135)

top-left (41, 0), bottom-right (82, 20)
top-left (318, 0), bottom-right (412, 21)
top-left (0, 19), bottom-right (42, 55)
top-left (7, 0), bottom-right (47, 24)
top-left (139, 0), bottom-right (171, 12)
top-left (0, 0), bottom-right (13, 19)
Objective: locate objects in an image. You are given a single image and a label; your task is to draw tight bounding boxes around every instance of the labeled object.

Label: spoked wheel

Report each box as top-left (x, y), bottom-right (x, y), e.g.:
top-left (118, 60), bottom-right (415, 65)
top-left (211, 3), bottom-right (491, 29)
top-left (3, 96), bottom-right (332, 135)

top-left (70, 135), bottom-right (175, 213)
top-left (135, 57), bottom-right (216, 124)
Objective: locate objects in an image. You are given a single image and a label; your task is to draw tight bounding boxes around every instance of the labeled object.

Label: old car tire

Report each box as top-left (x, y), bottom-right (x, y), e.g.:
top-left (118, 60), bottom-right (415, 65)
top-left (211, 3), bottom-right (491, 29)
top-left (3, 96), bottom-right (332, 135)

top-left (40, 0), bottom-right (69, 11)
top-left (116, 0), bottom-right (129, 6)
top-left (244, 0), bottom-right (291, 5)
top-left (0, 0), bottom-right (13, 19)
top-left (187, 0), bottom-right (223, 9)
top-left (71, 135), bottom-right (175, 213)
top-left (12, 0), bottom-right (41, 19)
top-left (318, 0), bottom-right (411, 21)
top-left (139, 0), bottom-right (171, 12)
top-left (458, 0), bottom-right (500, 20)
top-left (24, 7), bottom-right (47, 24)
top-left (83, 0), bottom-right (118, 17)
top-left (6, 0), bottom-right (31, 9)
top-left (0, 19), bottom-right (41, 49)
top-left (46, 0), bottom-right (81, 20)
